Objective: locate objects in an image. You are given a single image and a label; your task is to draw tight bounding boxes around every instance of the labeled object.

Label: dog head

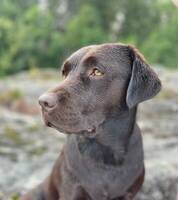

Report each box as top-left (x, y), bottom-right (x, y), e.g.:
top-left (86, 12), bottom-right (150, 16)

top-left (39, 43), bottom-right (161, 137)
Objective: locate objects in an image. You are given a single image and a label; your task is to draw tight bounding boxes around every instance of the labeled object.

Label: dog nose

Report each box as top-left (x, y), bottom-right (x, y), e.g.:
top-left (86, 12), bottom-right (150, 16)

top-left (39, 93), bottom-right (58, 110)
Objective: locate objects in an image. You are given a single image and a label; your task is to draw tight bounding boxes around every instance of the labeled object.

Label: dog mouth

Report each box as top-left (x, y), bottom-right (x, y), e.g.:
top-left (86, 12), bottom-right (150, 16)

top-left (81, 127), bottom-right (97, 138)
top-left (46, 122), bottom-right (54, 128)
top-left (46, 121), bottom-right (97, 138)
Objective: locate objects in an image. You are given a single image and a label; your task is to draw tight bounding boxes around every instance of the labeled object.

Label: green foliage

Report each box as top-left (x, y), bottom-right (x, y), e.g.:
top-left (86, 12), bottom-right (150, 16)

top-left (62, 5), bottom-right (107, 55)
top-left (0, 0), bottom-right (178, 76)
top-left (141, 4), bottom-right (178, 67)
top-left (74, 0), bottom-right (119, 31)
top-left (0, 1), bottom-right (63, 76)
top-left (118, 0), bottom-right (160, 44)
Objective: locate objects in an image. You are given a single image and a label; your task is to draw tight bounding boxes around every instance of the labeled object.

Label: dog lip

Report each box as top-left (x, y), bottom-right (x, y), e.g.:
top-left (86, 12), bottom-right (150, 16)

top-left (46, 122), bottom-right (54, 128)
top-left (84, 127), bottom-right (97, 138)
top-left (45, 122), bottom-right (98, 138)
top-left (87, 128), bottom-right (93, 132)
top-left (87, 127), bottom-right (96, 133)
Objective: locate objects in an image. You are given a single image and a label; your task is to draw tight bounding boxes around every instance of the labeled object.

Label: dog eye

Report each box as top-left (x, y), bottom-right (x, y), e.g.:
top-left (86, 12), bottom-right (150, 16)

top-left (90, 68), bottom-right (104, 77)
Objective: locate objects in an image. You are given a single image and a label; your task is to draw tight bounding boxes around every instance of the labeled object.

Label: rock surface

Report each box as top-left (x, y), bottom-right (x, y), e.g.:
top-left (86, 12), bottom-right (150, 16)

top-left (0, 67), bottom-right (178, 200)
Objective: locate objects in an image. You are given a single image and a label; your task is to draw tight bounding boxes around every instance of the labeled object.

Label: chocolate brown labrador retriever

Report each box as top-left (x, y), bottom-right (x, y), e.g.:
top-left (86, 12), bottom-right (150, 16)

top-left (20, 43), bottom-right (161, 200)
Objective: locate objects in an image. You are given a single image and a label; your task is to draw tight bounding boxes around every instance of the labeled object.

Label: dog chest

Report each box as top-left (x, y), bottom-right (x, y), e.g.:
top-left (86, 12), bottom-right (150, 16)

top-left (64, 135), bottom-right (144, 200)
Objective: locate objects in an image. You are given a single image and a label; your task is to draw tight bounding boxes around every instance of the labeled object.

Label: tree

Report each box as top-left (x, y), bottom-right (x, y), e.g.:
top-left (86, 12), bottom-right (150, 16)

top-left (141, 3), bottom-right (178, 67)
top-left (61, 5), bottom-right (108, 56)
top-left (117, 0), bottom-right (160, 45)
top-left (0, 1), bottom-right (63, 75)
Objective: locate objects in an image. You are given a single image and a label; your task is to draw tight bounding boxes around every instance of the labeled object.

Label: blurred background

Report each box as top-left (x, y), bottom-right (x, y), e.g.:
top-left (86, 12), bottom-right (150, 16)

top-left (0, 0), bottom-right (178, 199)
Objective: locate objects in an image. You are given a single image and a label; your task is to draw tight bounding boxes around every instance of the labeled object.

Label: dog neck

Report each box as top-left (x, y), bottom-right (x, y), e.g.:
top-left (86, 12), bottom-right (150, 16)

top-left (77, 107), bottom-right (137, 166)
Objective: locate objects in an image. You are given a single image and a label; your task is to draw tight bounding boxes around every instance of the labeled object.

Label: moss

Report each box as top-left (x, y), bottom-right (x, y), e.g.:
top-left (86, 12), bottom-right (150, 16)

top-left (27, 123), bottom-right (40, 132)
top-left (10, 193), bottom-right (20, 200)
top-left (0, 89), bottom-right (23, 105)
top-left (29, 67), bottom-right (59, 80)
top-left (0, 150), bottom-right (17, 161)
top-left (4, 126), bottom-right (24, 145)
top-left (8, 89), bottom-right (22, 100)
top-left (156, 89), bottom-right (178, 100)
top-left (29, 66), bottom-right (41, 79)
top-left (28, 146), bottom-right (47, 156)
top-left (29, 67), bottom-right (62, 82)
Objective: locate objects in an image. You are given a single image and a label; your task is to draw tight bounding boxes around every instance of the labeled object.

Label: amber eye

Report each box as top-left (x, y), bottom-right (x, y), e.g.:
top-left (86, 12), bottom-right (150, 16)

top-left (90, 68), bottom-right (104, 77)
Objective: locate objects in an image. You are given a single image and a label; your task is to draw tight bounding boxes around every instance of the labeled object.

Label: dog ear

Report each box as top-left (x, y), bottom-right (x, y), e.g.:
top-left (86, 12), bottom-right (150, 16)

top-left (126, 46), bottom-right (161, 108)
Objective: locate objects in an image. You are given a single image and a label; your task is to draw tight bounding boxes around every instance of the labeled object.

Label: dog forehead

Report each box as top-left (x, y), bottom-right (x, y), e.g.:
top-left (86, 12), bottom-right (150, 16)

top-left (67, 45), bottom-right (98, 65)
top-left (97, 43), bottom-right (131, 62)
top-left (66, 43), bottom-right (131, 73)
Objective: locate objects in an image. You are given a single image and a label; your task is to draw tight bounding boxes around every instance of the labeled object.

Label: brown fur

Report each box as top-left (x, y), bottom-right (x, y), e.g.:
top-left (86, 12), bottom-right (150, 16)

top-left (20, 43), bottom-right (161, 200)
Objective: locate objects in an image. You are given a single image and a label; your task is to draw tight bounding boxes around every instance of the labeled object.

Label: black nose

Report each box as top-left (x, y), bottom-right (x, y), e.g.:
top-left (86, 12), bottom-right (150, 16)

top-left (39, 93), bottom-right (58, 110)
